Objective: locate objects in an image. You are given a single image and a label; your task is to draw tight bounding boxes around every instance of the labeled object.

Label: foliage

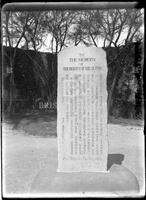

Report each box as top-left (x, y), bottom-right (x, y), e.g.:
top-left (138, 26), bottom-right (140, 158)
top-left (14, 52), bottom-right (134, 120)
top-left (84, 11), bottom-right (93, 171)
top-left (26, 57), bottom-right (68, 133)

top-left (2, 46), bottom-right (57, 113)
top-left (2, 8), bottom-right (144, 117)
top-left (2, 11), bottom-right (47, 50)
top-left (2, 9), bottom-right (144, 50)
top-left (106, 42), bottom-right (144, 118)
top-left (68, 9), bottom-right (143, 47)
top-left (2, 42), bottom-right (144, 119)
top-left (40, 10), bottom-right (77, 53)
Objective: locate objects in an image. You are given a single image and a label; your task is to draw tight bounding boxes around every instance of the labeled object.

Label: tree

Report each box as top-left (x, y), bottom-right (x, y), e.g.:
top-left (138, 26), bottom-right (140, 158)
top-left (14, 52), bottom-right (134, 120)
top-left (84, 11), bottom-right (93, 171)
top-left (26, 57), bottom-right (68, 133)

top-left (2, 11), bottom-right (48, 51)
top-left (2, 9), bottom-right (144, 116)
top-left (69, 8), bottom-right (143, 118)
top-left (71, 9), bottom-right (143, 48)
top-left (41, 10), bottom-right (76, 53)
top-left (2, 11), bottom-right (51, 112)
top-left (2, 11), bottom-right (32, 112)
top-left (68, 10), bottom-right (102, 47)
top-left (104, 9), bottom-right (143, 117)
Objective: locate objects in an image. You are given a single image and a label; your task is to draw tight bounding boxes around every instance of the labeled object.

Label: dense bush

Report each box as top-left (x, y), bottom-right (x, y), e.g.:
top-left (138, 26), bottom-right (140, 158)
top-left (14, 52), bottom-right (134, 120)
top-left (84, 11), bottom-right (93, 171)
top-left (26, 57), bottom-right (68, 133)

top-left (2, 42), bottom-right (144, 119)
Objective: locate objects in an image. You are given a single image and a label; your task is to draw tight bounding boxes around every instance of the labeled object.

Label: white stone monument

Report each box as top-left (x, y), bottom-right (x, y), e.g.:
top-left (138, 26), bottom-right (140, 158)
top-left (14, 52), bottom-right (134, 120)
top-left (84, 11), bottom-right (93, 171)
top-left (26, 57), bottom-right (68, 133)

top-left (31, 46), bottom-right (140, 196)
top-left (57, 46), bottom-right (108, 172)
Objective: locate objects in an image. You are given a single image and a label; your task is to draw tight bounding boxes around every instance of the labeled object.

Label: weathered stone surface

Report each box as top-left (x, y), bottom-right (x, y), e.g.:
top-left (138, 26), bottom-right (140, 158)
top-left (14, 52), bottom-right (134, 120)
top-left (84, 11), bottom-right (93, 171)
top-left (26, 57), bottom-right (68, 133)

top-left (57, 46), bottom-right (108, 172)
top-left (30, 164), bottom-right (139, 196)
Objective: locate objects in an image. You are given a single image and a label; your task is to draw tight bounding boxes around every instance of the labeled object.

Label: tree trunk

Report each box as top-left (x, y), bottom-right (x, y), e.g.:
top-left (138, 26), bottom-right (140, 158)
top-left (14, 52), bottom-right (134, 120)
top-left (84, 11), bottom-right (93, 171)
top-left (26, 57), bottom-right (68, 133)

top-left (8, 64), bottom-right (15, 113)
top-left (107, 68), bottom-right (118, 119)
top-left (107, 47), bottom-right (121, 120)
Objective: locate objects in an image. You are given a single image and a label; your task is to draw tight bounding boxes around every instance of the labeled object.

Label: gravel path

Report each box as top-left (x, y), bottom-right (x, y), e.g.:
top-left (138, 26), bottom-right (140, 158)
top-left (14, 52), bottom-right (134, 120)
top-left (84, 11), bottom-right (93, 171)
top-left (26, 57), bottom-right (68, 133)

top-left (2, 122), bottom-right (144, 197)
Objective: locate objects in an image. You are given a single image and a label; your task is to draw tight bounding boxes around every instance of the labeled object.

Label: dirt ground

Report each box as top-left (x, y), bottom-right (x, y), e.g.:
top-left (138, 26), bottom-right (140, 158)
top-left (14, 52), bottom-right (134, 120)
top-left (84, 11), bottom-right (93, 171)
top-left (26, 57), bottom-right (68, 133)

top-left (2, 113), bottom-right (145, 197)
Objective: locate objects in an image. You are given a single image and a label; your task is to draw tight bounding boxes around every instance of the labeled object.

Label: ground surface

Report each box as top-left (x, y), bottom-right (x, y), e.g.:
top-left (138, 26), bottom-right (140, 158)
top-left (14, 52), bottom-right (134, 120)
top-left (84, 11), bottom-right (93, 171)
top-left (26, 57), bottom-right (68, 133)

top-left (2, 112), bottom-right (145, 197)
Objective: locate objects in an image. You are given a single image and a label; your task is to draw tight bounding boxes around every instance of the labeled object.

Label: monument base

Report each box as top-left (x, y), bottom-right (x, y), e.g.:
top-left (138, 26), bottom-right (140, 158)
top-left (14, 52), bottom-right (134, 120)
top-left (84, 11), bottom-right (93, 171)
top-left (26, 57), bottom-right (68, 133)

top-left (30, 164), bottom-right (139, 197)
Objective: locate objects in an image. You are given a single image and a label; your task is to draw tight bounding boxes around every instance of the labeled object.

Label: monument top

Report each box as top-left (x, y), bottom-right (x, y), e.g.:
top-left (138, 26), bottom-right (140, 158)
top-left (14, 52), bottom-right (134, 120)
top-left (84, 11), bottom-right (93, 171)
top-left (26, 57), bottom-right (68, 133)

top-left (58, 46), bottom-right (107, 70)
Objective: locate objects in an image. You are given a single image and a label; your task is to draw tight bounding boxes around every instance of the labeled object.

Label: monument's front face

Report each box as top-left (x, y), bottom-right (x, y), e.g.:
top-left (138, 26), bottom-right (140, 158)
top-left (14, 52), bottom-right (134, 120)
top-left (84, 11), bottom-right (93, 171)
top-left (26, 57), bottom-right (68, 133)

top-left (57, 46), bottom-right (108, 172)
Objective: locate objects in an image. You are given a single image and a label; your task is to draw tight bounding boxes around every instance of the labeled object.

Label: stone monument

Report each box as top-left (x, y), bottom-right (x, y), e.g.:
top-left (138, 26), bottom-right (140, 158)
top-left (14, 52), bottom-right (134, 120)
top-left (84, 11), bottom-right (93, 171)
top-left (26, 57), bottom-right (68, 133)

top-left (30, 46), bottom-right (140, 196)
top-left (57, 46), bottom-right (108, 172)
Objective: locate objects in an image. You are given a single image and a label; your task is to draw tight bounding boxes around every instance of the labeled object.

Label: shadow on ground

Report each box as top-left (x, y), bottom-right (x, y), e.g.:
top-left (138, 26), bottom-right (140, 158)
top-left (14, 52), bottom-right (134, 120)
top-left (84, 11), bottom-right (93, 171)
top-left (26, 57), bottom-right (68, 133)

top-left (107, 154), bottom-right (124, 170)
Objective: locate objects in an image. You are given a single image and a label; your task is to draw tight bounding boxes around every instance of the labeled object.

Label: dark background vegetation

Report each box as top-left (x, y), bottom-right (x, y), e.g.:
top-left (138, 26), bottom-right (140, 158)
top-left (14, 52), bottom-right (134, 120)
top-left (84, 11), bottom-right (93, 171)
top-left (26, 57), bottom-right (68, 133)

top-left (2, 42), bottom-right (144, 120)
top-left (2, 8), bottom-right (144, 121)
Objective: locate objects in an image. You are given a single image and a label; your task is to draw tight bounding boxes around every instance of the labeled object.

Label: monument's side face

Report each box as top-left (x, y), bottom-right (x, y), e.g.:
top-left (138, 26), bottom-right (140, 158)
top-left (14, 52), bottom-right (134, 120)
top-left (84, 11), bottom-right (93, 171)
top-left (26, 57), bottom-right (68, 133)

top-left (57, 46), bottom-right (108, 172)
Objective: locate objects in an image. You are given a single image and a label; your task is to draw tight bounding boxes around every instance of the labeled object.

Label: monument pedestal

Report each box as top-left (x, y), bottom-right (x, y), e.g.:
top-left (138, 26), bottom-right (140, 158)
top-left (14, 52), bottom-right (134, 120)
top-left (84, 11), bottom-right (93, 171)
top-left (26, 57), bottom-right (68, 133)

top-left (30, 164), bottom-right (139, 197)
